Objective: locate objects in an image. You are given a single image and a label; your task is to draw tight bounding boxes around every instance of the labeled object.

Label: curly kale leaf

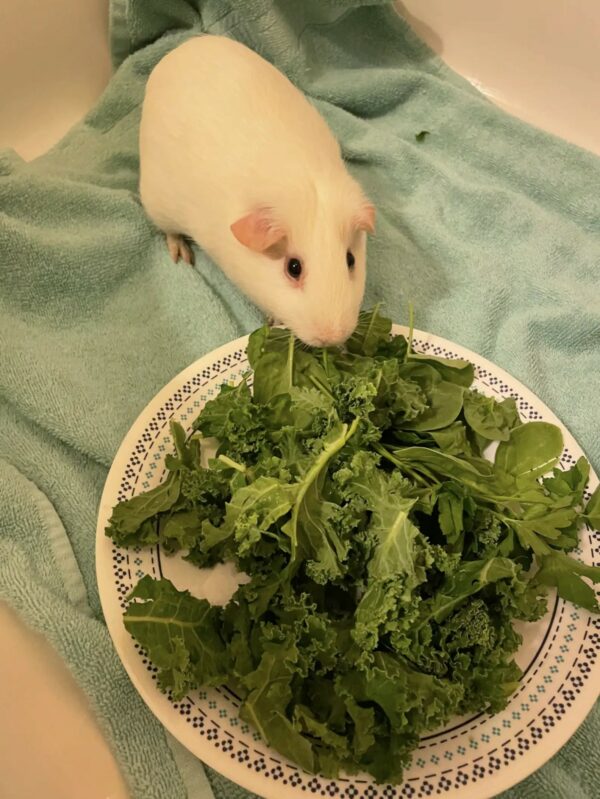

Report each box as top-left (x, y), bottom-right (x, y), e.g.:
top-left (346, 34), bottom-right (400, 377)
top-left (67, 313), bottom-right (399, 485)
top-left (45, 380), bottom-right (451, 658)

top-left (123, 577), bottom-right (229, 699)
top-left (105, 471), bottom-right (182, 547)
top-left (193, 380), bottom-right (268, 462)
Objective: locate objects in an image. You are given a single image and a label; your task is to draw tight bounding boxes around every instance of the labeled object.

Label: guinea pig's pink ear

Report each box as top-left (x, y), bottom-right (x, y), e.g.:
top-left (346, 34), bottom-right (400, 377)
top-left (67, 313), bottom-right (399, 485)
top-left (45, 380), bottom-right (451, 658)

top-left (230, 208), bottom-right (286, 255)
top-left (354, 202), bottom-right (376, 234)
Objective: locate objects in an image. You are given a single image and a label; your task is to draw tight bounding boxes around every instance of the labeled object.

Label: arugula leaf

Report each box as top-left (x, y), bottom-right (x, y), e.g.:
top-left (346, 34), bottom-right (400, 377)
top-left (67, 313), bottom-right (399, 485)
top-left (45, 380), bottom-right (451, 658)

top-left (534, 551), bottom-right (600, 612)
top-left (382, 446), bottom-right (498, 496)
top-left (585, 485), bottom-right (600, 529)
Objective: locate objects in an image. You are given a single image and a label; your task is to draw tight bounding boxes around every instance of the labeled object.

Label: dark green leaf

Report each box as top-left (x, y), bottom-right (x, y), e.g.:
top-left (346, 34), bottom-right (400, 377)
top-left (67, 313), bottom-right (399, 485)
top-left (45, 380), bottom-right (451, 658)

top-left (397, 362), bottom-right (465, 431)
top-left (283, 420), bottom-right (359, 581)
top-left (346, 306), bottom-right (392, 356)
top-left (401, 380), bottom-right (465, 431)
top-left (431, 421), bottom-right (472, 456)
top-left (407, 353), bottom-right (474, 387)
top-left (252, 334), bottom-right (332, 406)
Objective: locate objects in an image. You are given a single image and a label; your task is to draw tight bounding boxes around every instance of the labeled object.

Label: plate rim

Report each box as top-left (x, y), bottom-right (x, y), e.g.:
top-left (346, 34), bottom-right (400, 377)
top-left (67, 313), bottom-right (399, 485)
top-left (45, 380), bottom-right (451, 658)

top-left (96, 326), bottom-right (600, 799)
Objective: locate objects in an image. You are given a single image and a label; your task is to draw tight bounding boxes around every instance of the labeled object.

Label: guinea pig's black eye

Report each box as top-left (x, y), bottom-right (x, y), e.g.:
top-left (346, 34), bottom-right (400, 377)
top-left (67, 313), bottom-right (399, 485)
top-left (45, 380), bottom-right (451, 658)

top-left (346, 250), bottom-right (355, 269)
top-left (286, 257), bottom-right (303, 280)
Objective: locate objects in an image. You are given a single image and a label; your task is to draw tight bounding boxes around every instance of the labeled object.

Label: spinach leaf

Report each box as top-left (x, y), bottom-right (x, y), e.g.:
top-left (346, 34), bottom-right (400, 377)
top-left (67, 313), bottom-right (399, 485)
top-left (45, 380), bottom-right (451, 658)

top-left (248, 324), bottom-right (334, 405)
top-left (407, 353), bottom-right (474, 387)
top-left (431, 421), bottom-right (472, 456)
top-left (495, 421), bottom-right (563, 482)
top-left (463, 391), bottom-right (520, 441)
top-left (396, 362), bottom-right (465, 431)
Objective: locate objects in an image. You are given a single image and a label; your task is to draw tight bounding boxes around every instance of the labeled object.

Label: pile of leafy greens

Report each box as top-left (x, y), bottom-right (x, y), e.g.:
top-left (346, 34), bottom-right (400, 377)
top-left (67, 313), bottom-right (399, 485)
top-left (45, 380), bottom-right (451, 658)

top-left (106, 308), bottom-right (600, 783)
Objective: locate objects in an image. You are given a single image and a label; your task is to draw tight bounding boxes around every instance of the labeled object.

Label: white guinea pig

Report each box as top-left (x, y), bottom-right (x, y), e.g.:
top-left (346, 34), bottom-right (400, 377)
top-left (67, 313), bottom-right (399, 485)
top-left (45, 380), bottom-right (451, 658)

top-left (139, 35), bottom-right (375, 347)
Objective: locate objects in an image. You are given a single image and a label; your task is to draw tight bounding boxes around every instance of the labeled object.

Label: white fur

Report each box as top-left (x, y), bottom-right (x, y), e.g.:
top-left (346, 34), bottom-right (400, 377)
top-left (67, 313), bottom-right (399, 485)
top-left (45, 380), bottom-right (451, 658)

top-left (139, 36), bottom-right (372, 346)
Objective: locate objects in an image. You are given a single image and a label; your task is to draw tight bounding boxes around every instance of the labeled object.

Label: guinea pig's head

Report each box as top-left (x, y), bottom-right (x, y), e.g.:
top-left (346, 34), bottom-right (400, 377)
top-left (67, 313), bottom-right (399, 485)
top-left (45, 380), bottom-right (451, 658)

top-left (230, 183), bottom-right (375, 348)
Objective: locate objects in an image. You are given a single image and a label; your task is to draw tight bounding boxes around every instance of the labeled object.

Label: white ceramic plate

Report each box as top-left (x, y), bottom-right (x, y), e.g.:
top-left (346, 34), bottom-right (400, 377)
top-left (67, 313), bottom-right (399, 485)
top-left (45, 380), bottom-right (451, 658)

top-left (96, 327), bottom-right (600, 799)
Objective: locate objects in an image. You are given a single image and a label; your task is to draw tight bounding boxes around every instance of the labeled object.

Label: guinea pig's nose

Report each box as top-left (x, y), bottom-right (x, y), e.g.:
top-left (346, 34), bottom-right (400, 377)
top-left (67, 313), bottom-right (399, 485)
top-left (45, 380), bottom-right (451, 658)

top-left (317, 326), bottom-right (350, 347)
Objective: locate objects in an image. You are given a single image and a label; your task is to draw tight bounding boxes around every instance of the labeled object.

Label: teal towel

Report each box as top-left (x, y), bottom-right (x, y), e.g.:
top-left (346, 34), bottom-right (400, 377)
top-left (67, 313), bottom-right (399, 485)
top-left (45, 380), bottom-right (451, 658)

top-left (0, 2), bottom-right (599, 798)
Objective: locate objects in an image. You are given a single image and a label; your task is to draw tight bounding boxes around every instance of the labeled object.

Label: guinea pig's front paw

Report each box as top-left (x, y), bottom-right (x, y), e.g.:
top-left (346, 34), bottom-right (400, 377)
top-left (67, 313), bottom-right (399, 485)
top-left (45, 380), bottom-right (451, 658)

top-left (165, 233), bottom-right (195, 266)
